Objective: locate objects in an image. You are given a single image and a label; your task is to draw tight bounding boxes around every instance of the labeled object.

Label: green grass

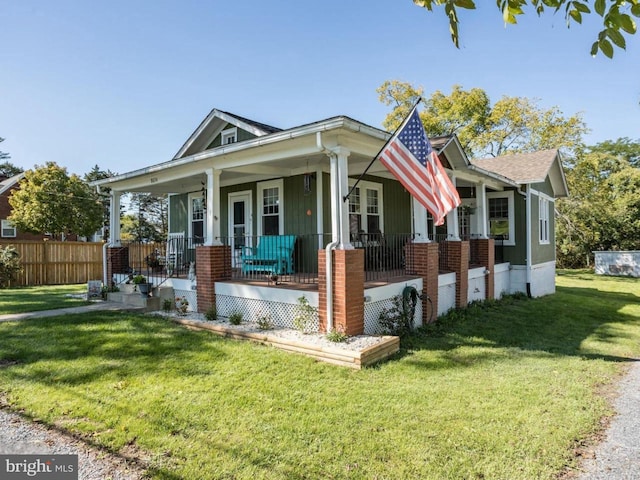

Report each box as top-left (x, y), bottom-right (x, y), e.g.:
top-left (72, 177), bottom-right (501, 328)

top-left (0, 284), bottom-right (90, 314)
top-left (0, 271), bottom-right (639, 479)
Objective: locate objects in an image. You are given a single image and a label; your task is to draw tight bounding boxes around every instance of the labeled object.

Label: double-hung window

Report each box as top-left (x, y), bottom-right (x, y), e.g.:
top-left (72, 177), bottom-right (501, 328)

top-left (348, 180), bottom-right (383, 240)
top-left (257, 179), bottom-right (283, 236)
top-left (1, 219), bottom-right (16, 238)
top-left (189, 194), bottom-right (205, 244)
top-left (539, 196), bottom-right (550, 244)
top-left (487, 191), bottom-right (515, 246)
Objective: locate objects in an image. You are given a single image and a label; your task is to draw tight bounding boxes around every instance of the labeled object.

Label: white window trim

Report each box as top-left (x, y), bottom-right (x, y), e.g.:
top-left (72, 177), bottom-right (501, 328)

top-left (538, 196), bottom-right (550, 244)
top-left (221, 127), bottom-right (238, 145)
top-left (486, 190), bottom-right (515, 246)
top-left (188, 192), bottom-right (206, 241)
top-left (347, 179), bottom-right (384, 233)
top-left (1, 219), bottom-right (16, 238)
top-left (257, 179), bottom-right (284, 236)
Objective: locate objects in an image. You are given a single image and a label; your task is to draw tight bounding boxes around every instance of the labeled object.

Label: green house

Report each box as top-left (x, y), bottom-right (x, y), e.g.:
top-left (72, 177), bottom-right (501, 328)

top-left (94, 108), bottom-right (567, 331)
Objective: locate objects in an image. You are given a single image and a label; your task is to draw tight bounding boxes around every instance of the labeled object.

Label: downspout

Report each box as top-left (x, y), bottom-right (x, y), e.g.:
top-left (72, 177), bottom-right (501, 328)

top-left (525, 186), bottom-right (532, 297)
top-left (102, 241), bottom-right (111, 286)
top-left (317, 132), bottom-right (339, 332)
top-left (96, 185), bottom-right (111, 286)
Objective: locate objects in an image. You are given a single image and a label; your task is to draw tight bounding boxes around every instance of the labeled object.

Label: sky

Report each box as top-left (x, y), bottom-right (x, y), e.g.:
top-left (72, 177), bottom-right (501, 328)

top-left (1, 0), bottom-right (639, 176)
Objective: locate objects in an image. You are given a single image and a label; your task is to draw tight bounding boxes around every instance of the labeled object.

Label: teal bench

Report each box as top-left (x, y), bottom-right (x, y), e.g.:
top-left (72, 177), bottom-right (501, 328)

top-left (241, 235), bottom-right (296, 275)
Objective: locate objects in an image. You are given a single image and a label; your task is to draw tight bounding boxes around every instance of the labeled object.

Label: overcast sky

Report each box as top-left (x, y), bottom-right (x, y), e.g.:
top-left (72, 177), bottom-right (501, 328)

top-left (1, 0), bottom-right (638, 176)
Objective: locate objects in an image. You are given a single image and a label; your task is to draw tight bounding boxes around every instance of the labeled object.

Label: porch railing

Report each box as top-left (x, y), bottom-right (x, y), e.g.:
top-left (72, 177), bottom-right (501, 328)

top-left (219, 234), bottom-right (332, 285)
top-left (109, 237), bottom-right (203, 286)
top-left (355, 232), bottom-right (416, 283)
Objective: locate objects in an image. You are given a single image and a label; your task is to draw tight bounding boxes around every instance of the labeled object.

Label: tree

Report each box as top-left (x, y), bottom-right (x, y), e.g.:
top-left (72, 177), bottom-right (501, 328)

top-left (0, 245), bottom-right (22, 288)
top-left (411, 0), bottom-right (639, 57)
top-left (83, 165), bottom-right (117, 241)
top-left (8, 162), bottom-right (104, 240)
top-left (120, 213), bottom-right (164, 243)
top-left (129, 193), bottom-right (168, 242)
top-left (378, 81), bottom-right (587, 158)
top-left (0, 161), bottom-right (23, 179)
top-left (556, 138), bottom-right (640, 267)
top-left (0, 137), bottom-right (9, 161)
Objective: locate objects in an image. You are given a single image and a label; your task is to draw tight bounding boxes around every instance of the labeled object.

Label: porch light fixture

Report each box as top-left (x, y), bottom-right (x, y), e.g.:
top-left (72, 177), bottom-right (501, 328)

top-left (304, 173), bottom-right (315, 195)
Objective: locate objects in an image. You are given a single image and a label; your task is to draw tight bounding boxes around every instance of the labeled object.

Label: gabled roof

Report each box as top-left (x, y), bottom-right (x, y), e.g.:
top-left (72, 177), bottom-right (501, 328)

top-left (471, 149), bottom-right (569, 197)
top-left (0, 172), bottom-right (25, 195)
top-left (173, 108), bottom-right (282, 160)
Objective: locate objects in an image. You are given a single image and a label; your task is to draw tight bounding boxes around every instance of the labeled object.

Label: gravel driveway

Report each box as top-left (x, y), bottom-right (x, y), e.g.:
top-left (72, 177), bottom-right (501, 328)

top-left (0, 409), bottom-right (145, 479)
top-left (572, 360), bottom-right (640, 479)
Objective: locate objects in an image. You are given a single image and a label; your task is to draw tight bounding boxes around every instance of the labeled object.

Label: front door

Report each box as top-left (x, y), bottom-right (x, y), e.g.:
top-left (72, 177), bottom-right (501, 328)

top-left (228, 191), bottom-right (252, 268)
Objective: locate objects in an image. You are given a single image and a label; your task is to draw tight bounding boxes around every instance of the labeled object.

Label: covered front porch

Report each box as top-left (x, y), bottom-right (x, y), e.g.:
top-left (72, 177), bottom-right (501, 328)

top-left (97, 112), bottom-right (516, 335)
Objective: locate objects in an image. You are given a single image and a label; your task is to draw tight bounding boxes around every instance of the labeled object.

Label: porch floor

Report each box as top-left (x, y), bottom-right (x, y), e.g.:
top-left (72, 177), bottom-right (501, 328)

top-left (223, 269), bottom-right (420, 291)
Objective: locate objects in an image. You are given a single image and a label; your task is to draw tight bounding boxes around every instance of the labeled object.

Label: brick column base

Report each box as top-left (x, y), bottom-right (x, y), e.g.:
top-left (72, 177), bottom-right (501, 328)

top-left (472, 238), bottom-right (495, 300)
top-left (318, 249), bottom-right (364, 335)
top-left (196, 245), bottom-right (231, 313)
top-left (444, 241), bottom-right (469, 308)
top-left (409, 242), bottom-right (439, 324)
top-left (106, 246), bottom-right (129, 286)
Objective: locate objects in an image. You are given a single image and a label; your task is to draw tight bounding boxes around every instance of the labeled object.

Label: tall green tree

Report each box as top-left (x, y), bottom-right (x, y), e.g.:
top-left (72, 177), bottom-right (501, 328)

top-left (378, 81), bottom-right (587, 158)
top-left (0, 161), bottom-right (23, 179)
top-left (8, 162), bottom-right (104, 240)
top-left (0, 137), bottom-right (9, 161)
top-left (411, 0), bottom-right (640, 57)
top-left (556, 138), bottom-right (640, 267)
top-left (128, 193), bottom-right (168, 242)
top-left (83, 165), bottom-right (117, 241)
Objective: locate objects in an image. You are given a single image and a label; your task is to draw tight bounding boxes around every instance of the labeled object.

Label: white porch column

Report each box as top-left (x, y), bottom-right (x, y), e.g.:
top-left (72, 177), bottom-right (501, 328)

top-left (477, 182), bottom-right (488, 239)
top-left (205, 168), bottom-right (222, 246)
top-left (446, 175), bottom-right (461, 240)
top-left (335, 147), bottom-right (353, 250)
top-left (109, 190), bottom-right (121, 245)
top-left (412, 197), bottom-right (430, 243)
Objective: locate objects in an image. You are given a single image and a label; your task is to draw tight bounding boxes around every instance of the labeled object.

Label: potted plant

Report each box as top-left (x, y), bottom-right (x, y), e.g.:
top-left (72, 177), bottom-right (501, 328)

top-left (132, 274), bottom-right (152, 297)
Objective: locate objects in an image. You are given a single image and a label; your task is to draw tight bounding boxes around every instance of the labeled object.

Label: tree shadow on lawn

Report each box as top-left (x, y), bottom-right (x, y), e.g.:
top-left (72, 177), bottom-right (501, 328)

top-left (0, 312), bottom-right (227, 385)
top-left (401, 284), bottom-right (640, 369)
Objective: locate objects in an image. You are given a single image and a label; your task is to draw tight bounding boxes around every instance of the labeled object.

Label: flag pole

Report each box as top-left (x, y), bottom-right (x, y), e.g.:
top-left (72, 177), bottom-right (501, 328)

top-left (343, 98), bottom-right (422, 203)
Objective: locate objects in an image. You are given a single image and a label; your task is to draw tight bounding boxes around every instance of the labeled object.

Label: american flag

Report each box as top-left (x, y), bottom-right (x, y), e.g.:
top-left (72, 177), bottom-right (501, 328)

top-left (378, 107), bottom-right (461, 226)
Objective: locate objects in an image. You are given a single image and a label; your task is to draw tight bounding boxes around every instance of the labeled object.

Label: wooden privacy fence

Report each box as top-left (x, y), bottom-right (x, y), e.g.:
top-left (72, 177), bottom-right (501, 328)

top-left (0, 240), bottom-right (104, 286)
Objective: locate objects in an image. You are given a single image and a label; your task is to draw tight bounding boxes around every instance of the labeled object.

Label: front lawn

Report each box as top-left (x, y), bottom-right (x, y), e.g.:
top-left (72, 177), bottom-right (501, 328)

top-left (0, 284), bottom-right (90, 314)
top-left (0, 271), bottom-right (638, 479)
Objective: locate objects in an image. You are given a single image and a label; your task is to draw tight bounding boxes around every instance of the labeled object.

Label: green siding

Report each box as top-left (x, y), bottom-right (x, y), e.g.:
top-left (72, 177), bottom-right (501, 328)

top-left (531, 179), bottom-right (556, 265)
top-left (498, 188), bottom-right (527, 265)
top-left (169, 193), bottom-right (188, 234)
top-left (378, 177), bottom-right (411, 234)
top-left (206, 123), bottom-right (258, 150)
top-left (283, 176), bottom-right (319, 236)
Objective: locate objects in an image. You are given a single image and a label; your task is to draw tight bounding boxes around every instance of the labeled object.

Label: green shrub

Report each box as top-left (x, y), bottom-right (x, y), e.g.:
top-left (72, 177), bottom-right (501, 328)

top-left (162, 298), bottom-right (173, 312)
top-left (228, 311), bottom-right (243, 325)
top-left (101, 284), bottom-right (119, 300)
top-left (204, 305), bottom-right (217, 321)
top-left (293, 296), bottom-right (316, 333)
top-left (326, 328), bottom-right (348, 343)
top-left (0, 245), bottom-right (22, 288)
top-left (378, 295), bottom-right (414, 337)
top-left (255, 312), bottom-right (273, 330)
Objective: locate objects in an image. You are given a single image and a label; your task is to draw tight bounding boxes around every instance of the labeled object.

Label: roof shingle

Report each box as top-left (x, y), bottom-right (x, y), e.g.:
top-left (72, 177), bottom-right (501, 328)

top-left (470, 149), bottom-right (559, 184)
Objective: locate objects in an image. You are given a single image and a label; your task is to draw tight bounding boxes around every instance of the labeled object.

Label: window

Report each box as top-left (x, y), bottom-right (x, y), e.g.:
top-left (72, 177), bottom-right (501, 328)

top-left (348, 180), bottom-right (383, 241)
top-left (257, 179), bottom-right (284, 236)
top-left (539, 196), bottom-right (550, 244)
top-left (221, 127), bottom-right (237, 145)
top-left (487, 191), bottom-right (515, 246)
top-left (1, 219), bottom-right (16, 238)
top-left (189, 194), bottom-right (205, 243)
